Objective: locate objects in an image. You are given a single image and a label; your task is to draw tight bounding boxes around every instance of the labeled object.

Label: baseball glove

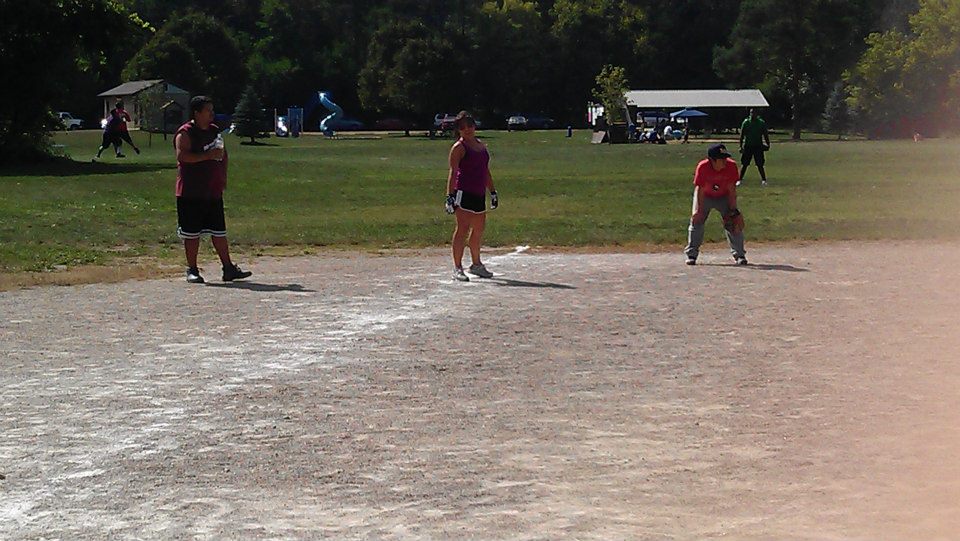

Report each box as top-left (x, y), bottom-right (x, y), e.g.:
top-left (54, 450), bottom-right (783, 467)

top-left (723, 209), bottom-right (745, 234)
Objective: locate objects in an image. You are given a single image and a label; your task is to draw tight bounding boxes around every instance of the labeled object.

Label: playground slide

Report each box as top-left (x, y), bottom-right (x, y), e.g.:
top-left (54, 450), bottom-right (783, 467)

top-left (318, 92), bottom-right (343, 136)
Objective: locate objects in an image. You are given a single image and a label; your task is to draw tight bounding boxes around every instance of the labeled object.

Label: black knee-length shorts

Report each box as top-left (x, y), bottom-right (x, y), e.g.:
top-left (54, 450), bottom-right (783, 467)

top-left (177, 197), bottom-right (227, 239)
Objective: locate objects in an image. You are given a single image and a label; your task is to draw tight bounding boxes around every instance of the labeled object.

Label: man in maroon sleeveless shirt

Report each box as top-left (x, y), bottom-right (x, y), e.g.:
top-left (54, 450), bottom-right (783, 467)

top-left (175, 95), bottom-right (251, 283)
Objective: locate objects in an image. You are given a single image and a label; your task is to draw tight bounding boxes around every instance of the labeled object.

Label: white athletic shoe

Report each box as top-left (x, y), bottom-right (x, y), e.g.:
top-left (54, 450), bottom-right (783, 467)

top-left (453, 268), bottom-right (470, 282)
top-left (468, 263), bottom-right (493, 278)
top-left (761, 179), bottom-right (768, 187)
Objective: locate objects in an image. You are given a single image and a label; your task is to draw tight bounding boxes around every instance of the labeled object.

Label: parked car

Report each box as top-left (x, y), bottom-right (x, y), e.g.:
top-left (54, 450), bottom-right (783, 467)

top-left (327, 117), bottom-right (366, 131)
top-left (506, 115), bottom-right (527, 131)
top-left (525, 115), bottom-right (555, 129)
top-left (434, 113), bottom-right (458, 132)
top-left (508, 114), bottom-right (554, 130)
top-left (57, 112), bottom-right (83, 130)
top-left (374, 118), bottom-right (408, 131)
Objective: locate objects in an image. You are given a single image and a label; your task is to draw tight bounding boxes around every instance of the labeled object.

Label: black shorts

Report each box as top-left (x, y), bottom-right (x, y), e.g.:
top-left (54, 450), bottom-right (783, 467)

top-left (454, 190), bottom-right (486, 213)
top-left (177, 197), bottom-right (227, 239)
top-left (741, 146), bottom-right (766, 166)
top-left (100, 131), bottom-right (120, 148)
top-left (116, 131), bottom-right (135, 145)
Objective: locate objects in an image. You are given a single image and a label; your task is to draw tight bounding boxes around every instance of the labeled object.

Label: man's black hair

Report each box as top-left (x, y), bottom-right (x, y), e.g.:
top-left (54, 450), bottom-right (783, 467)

top-left (190, 95), bottom-right (213, 118)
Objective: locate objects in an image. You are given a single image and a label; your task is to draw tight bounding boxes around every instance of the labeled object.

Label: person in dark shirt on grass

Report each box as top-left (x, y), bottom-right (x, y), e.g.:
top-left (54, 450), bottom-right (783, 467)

top-left (738, 108), bottom-right (770, 186)
top-left (174, 95), bottom-right (252, 284)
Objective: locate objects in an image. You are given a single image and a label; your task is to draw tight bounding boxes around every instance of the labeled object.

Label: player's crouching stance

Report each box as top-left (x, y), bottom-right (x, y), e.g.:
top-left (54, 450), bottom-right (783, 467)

top-left (175, 95), bottom-right (252, 284)
top-left (684, 144), bottom-right (747, 266)
top-left (445, 111), bottom-right (498, 282)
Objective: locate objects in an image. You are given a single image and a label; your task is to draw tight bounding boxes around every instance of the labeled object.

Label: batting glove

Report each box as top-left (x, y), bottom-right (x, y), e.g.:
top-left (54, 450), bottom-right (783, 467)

top-left (490, 190), bottom-right (499, 210)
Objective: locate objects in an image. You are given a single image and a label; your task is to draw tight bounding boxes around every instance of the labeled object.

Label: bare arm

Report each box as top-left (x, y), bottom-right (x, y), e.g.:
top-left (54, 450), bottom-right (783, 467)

top-left (485, 153), bottom-right (495, 193)
top-left (175, 132), bottom-right (221, 163)
top-left (727, 185), bottom-right (738, 210)
top-left (692, 185), bottom-right (705, 224)
top-left (446, 143), bottom-right (465, 194)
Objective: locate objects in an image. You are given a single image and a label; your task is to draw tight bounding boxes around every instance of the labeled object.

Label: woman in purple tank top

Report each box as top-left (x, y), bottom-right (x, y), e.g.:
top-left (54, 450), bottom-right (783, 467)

top-left (445, 111), bottom-right (498, 282)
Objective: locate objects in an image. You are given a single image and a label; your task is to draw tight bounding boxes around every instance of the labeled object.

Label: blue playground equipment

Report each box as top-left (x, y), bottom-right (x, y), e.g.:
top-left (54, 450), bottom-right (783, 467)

top-left (281, 91), bottom-right (348, 137)
top-left (317, 92), bottom-right (343, 136)
top-left (287, 107), bottom-right (303, 137)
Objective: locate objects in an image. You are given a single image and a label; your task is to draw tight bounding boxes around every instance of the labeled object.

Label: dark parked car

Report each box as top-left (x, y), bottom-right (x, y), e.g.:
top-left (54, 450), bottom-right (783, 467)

top-left (525, 115), bottom-right (555, 129)
top-left (374, 118), bottom-right (408, 131)
top-left (506, 115), bottom-right (527, 131)
top-left (327, 117), bottom-right (366, 131)
top-left (507, 114), bottom-right (555, 130)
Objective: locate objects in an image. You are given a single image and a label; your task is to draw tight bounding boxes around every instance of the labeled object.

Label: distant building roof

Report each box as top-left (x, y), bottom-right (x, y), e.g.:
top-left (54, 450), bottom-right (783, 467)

top-left (98, 80), bottom-right (190, 97)
top-left (624, 89), bottom-right (769, 108)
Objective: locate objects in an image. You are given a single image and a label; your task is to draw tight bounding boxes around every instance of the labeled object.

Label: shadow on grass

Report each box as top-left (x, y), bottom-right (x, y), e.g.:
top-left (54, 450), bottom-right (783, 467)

top-left (487, 277), bottom-right (577, 289)
top-left (238, 141), bottom-right (280, 146)
top-left (0, 158), bottom-right (174, 177)
top-left (700, 262), bottom-right (809, 272)
top-left (204, 281), bottom-right (316, 292)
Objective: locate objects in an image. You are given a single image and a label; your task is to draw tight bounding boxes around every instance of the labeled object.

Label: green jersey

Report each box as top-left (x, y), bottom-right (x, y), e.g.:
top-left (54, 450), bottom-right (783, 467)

top-left (741, 117), bottom-right (767, 147)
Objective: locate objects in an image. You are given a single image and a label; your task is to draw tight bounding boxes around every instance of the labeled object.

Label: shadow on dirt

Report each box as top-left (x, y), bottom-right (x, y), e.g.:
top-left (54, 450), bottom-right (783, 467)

top-left (700, 262), bottom-right (809, 272)
top-left (487, 277), bottom-right (577, 289)
top-left (204, 282), bottom-right (316, 293)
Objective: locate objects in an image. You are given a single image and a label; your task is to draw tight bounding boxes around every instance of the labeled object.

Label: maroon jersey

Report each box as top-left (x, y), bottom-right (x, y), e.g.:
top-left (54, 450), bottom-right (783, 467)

top-left (175, 122), bottom-right (227, 199)
top-left (455, 140), bottom-right (490, 195)
top-left (108, 108), bottom-right (131, 132)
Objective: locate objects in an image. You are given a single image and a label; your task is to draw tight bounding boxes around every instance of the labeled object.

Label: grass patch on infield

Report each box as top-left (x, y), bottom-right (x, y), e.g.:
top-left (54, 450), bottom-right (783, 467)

top-left (0, 129), bottom-right (958, 272)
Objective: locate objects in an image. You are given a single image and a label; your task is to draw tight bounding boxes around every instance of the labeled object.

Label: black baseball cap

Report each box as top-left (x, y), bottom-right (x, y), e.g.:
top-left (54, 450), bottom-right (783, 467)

top-left (707, 143), bottom-right (732, 160)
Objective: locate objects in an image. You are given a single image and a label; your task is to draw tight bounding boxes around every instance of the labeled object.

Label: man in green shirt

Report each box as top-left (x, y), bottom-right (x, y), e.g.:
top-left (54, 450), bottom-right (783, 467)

top-left (738, 108), bottom-right (771, 186)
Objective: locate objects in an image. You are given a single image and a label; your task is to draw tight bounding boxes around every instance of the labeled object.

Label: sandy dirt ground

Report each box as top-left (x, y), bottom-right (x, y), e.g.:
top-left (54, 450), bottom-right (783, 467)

top-left (1, 241), bottom-right (959, 540)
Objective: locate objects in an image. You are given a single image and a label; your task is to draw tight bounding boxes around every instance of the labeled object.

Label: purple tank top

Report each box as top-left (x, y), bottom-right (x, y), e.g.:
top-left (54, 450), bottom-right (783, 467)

top-left (455, 140), bottom-right (489, 195)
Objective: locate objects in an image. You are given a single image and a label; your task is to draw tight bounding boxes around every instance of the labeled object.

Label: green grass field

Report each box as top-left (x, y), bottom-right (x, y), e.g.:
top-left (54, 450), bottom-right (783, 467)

top-left (0, 129), bottom-right (957, 272)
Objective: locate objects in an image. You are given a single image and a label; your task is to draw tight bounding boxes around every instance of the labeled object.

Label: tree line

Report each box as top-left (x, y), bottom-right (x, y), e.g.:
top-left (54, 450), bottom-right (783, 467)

top-left (2, 0), bottom-right (955, 163)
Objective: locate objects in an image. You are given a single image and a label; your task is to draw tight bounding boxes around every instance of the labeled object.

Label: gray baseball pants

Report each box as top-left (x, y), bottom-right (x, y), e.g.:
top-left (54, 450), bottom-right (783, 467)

top-left (684, 194), bottom-right (746, 261)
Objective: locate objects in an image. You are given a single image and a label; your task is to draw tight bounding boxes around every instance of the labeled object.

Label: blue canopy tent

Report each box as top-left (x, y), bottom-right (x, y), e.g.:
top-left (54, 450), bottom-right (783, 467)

top-left (667, 108), bottom-right (708, 141)
top-left (670, 108), bottom-right (708, 119)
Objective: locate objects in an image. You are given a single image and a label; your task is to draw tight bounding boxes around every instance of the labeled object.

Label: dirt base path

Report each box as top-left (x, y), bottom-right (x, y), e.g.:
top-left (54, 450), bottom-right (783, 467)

top-left (2, 241), bottom-right (959, 540)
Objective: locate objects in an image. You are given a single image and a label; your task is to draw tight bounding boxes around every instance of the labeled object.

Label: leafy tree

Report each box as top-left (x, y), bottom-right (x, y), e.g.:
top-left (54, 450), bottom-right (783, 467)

top-left (124, 10), bottom-right (248, 109)
top-left (250, 0), bottom-right (372, 122)
top-left (634, 0), bottom-right (741, 90)
top-left (846, 0), bottom-right (960, 137)
top-left (593, 65), bottom-right (629, 125)
top-left (358, 20), bottom-right (463, 123)
top-left (821, 81), bottom-right (851, 139)
top-left (123, 37), bottom-right (207, 96)
top-left (0, 0), bottom-right (141, 162)
top-left (550, 0), bottom-right (648, 123)
top-left (714, 0), bottom-right (878, 140)
top-left (232, 85), bottom-right (268, 143)
top-left (471, 1), bottom-right (556, 122)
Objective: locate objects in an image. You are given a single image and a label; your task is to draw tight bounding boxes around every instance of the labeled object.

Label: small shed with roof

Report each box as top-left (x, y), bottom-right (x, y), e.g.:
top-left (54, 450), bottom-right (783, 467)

top-left (98, 80), bottom-right (191, 130)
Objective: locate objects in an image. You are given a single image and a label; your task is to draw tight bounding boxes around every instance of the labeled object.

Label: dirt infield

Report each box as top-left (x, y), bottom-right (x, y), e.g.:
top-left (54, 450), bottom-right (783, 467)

top-left (2, 241), bottom-right (959, 540)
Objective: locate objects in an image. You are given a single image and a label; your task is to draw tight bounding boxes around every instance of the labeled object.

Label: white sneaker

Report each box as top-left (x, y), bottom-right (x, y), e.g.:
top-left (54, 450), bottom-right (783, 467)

top-left (761, 179), bottom-right (768, 187)
top-left (453, 268), bottom-right (470, 282)
top-left (468, 263), bottom-right (493, 278)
